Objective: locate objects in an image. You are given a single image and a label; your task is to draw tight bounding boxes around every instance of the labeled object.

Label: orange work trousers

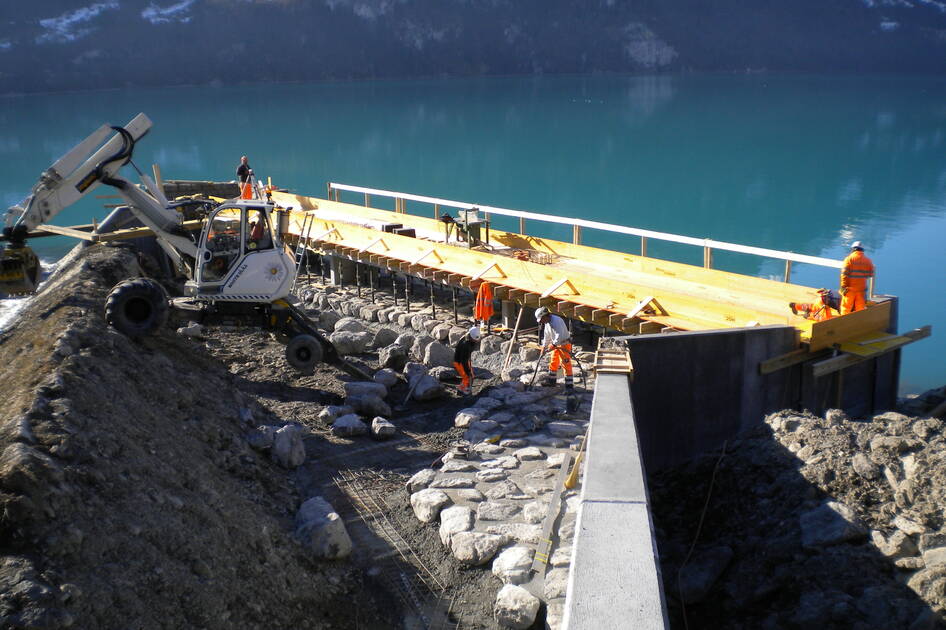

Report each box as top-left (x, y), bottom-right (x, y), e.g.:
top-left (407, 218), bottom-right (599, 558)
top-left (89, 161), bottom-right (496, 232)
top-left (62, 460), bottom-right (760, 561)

top-left (548, 343), bottom-right (573, 376)
top-left (453, 362), bottom-right (471, 390)
top-left (841, 291), bottom-right (867, 315)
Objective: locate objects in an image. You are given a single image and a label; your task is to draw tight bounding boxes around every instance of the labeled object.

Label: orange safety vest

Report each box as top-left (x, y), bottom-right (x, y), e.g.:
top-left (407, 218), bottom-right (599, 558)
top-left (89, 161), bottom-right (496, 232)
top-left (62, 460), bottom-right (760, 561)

top-left (474, 282), bottom-right (494, 321)
top-left (840, 250), bottom-right (874, 293)
top-left (798, 299), bottom-right (834, 322)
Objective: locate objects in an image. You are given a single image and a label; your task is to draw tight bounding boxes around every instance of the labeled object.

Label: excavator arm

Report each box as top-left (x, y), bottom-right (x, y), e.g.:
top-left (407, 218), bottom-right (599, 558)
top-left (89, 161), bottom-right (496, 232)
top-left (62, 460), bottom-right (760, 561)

top-left (1, 113), bottom-right (197, 294)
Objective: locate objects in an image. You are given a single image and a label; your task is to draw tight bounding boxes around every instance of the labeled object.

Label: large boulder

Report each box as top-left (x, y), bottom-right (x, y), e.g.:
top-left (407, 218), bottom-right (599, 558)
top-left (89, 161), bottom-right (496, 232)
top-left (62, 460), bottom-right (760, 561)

top-left (379, 344), bottom-right (408, 371)
top-left (329, 331), bottom-right (372, 356)
top-left (411, 313), bottom-right (429, 332)
top-left (344, 381), bottom-right (388, 399)
top-left (411, 335), bottom-right (436, 360)
top-left (319, 310), bottom-right (341, 330)
top-left (334, 317), bottom-right (367, 333)
top-left (439, 505), bottom-right (475, 546)
top-left (295, 496), bottom-right (352, 559)
top-left (424, 341), bottom-right (454, 369)
top-left (372, 328), bottom-right (399, 349)
top-left (492, 546), bottom-right (535, 585)
top-left (404, 362), bottom-right (428, 386)
top-left (410, 488), bottom-right (451, 523)
top-left (346, 395), bottom-right (392, 418)
top-left (430, 366), bottom-right (457, 381)
top-left (271, 424), bottom-right (306, 469)
top-left (406, 468), bottom-right (438, 493)
top-left (431, 323), bottom-right (453, 342)
top-left (450, 532), bottom-right (506, 565)
top-left (373, 368), bottom-right (400, 388)
top-left (480, 335), bottom-right (503, 355)
top-left (318, 405), bottom-right (354, 426)
top-left (371, 416), bottom-right (397, 440)
top-left (448, 327), bottom-right (468, 345)
top-left (332, 414), bottom-right (368, 437)
top-left (394, 333), bottom-right (415, 350)
top-left (454, 408), bottom-right (488, 428)
top-left (494, 585), bottom-right (540, 629)
top-left (800, 501), bottom-right (868, 547)
top-left (412, 375), bottom-right (445, 401)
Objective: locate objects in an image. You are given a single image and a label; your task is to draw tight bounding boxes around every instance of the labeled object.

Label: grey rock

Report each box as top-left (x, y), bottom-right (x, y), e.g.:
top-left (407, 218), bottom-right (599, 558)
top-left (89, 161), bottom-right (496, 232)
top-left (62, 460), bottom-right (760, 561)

top-left (494, 584), bottom-right (540, 629)
top-left (318, 405), bottom-right (354, 426)
top-left (347, 394), bottom-right (392, 418)
top-left (545, 567), bottom-right (569, 599)
top-left (406, 468), bottom-right (438, 494)
top-left (411, 313), bottom-right (429, 332)
top-left (329, 330), bottom-right (372, 356)
top-left (332, 414), bottom-right (369, 437)
top-left (484, 523), bottom-right (543, 544)
top-left (477, 501), bottom-right (522, 521)
top-left (429, 476), bottom-right (476, 489)
top-left (476, 469), bottom-right (508, 483)
top-left (895, 515), bottom-right (927, 536)
top-left (246, 425), bottom-right (275, 451)
top-left (519, 346), bottom-right (541, 362)
top-left (450, 531), bottom-right (506, 565)
top-left (370, 416), bottom-right (396, 439)
top-left (394, 333), bottom-right (415, 350)
top-left (492, 546), bottom-right (535, 585)
top-left (373, 368), bottom-right (400, 388)
top-left (344, 381), bottom-right (388, 399)
top-left (441, 460), bottom-right (477, 473)
top-left (319, 310), bottom-right (341, 329)
top-left (677, 546), bottom-right (733, 604)
top-left (473, 397), bottom-right (503, 411)
top-left (334, 316), bottom-right (367, 333)
top-left (404, 361), bottom-right (428, 386)
top-left (271, 424), bottom-right (305, 468)
top-left (411, 335), bottom-right (436, 360)
top-left (429, 366), bottom-right (455, 381)
top-left (439, 505), bottom-right (475, 546)
top-left (454, 407), bottom-right (488, 428)
top-left (424, 341), bottom-right (454, 368)
top-left (412, 375), bottom-right (444, 401)
top-left (372, 327), bottom-right (398, 349)
top-left (295, 497), bottom-right (352, 559)
top-left (800, 501), bottom-right (867, 547)
top-left (378, 344), bottom-right (408, 370)
top-left (458, 488), bottom-right (486, 502)
top-left (514, 446), bottom-right (545, 461)
top-left (480, 335), bottom-right (503, 355)
top-left (410, 488), bottom-right (451, 523)
top-left (448, 326), bottom-right (468, 345)
top-left (852, 452), bottom-right (880, 479)
top-left (431, 323), bottom-right (452, 342)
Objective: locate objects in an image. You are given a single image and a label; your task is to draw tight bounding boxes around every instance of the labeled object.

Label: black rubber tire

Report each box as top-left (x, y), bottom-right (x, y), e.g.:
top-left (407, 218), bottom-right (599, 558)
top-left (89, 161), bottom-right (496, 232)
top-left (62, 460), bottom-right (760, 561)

top-left (285, 334), bottom-right (323, 373)
top-left (104, 278), bottom-right (169, 338)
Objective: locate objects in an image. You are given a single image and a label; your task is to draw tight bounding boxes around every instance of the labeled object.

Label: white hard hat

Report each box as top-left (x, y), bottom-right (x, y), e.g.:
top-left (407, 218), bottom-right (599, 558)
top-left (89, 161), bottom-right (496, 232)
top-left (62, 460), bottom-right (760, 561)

top-left (534, 307), bottom-right (549, 320)
top-left (851, 241), bottom-right (863, 250)
top-left (468, 326), bottom-right (481, 340)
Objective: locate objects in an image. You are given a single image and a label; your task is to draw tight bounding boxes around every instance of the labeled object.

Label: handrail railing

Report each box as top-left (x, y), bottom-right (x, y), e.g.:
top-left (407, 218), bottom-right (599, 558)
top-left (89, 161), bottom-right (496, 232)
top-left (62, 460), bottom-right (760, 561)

top-left (326, 182), bottom-right (844, 282)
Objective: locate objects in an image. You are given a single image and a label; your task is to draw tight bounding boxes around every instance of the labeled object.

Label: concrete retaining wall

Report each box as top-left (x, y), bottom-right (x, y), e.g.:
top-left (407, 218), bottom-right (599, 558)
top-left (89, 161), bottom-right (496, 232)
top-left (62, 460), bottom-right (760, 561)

top-left (563, 373), bottom-right (669, 630)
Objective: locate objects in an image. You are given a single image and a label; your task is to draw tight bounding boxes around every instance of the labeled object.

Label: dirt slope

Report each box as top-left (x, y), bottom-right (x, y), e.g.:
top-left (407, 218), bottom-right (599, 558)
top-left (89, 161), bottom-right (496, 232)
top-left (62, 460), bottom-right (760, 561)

top-left (0, 244), bottom-right (391, 629)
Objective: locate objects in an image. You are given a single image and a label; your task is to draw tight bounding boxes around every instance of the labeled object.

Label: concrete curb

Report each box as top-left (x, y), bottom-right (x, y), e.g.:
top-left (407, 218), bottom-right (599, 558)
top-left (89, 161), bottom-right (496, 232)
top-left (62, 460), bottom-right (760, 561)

top-left (562, 372), bottom-right (669, 630)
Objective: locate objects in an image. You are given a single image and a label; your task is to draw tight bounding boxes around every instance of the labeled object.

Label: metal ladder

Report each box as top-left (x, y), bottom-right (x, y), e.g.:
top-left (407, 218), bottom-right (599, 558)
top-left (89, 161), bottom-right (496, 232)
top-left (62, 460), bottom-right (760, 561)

top-left (290, 212), bottom-right (315, 295)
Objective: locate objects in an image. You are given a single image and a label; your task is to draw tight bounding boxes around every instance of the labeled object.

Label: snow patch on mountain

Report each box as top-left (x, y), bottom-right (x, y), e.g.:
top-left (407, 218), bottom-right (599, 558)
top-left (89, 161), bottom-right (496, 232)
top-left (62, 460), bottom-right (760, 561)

top-left (142, 0), bottom-right (198, 25)
top-left (36, 3), bottom-right (120, 45)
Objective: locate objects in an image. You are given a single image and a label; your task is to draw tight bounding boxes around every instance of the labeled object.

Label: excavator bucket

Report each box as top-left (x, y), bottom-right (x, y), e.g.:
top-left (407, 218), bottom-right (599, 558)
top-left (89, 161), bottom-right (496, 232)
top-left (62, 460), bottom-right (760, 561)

top-left (0, 245), bottom-right (41, 296)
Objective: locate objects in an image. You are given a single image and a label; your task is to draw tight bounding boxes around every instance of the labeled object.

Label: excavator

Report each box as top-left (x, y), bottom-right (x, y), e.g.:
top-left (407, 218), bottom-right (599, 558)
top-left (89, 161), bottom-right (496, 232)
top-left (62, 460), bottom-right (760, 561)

top-left (0, 113), bottom-right (364, 378)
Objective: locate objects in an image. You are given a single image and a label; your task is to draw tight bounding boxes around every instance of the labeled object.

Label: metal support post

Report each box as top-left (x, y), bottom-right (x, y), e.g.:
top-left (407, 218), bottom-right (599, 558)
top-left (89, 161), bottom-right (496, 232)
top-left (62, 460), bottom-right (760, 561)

top-left (370, 269), bottom-right (375, 303)
top-left (452, 286), bottom-right (458, 322)
top-left (356, 262), bottom-right (361, 298)
top-left (784, 259), bottom-right (792, 283)
top-left (393, 274), bottom-right (398, 307)
top-left (405, 275), bottom-right (411, 312)
top-left (429, 281), bottom-right (436, 319)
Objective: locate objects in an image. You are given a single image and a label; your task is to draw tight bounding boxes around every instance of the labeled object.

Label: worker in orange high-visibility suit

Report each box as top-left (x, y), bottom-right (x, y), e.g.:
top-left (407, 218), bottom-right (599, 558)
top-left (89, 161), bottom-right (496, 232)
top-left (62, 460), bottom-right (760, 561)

top-left (452, 326), bottom-right (481, 395)
top-left (535, 307), bottom-right (573, 391)
top-left (789, 288), bottom-right (838, 322)
top-left (840, 241), bottom-right (875, 315)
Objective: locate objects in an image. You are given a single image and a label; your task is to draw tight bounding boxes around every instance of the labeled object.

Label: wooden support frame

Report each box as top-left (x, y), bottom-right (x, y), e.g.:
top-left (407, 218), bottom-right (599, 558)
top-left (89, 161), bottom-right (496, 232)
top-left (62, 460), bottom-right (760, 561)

top-left (358, 235), bottom-right (388, 254)
top-left (472, 261), bottom-right (506, 281)
top-left (638, 321), bottom-right (663, 335)
top-left (411, 247), bottom-right (443, 266)
top-left (540, 277), bottom-right (578, 299)
top-left (626, 296), bottom-right (667, 318)
top-left (811, 326), bottom-right (931, 378)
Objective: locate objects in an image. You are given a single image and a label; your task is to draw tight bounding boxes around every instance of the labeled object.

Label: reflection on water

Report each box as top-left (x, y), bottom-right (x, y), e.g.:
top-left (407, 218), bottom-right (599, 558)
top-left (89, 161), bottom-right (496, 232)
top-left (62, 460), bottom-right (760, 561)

top-left (0, 75), bottom-right (943, 392)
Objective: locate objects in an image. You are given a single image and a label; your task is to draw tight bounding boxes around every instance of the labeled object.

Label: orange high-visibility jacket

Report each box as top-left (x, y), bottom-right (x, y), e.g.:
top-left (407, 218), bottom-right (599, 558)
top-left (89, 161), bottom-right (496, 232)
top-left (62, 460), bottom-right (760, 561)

top-left (840, 250), bottom-right (875, 293)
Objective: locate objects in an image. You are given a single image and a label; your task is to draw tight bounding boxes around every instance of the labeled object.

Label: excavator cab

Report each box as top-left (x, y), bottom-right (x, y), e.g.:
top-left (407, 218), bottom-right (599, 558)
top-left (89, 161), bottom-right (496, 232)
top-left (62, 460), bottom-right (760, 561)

top-left (190, 200), bottom-right (293, 300)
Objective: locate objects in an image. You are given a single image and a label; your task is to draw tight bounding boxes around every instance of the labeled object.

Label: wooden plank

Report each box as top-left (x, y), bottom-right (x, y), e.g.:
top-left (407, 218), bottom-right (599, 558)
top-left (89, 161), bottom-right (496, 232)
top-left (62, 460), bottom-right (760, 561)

top-left (493, 286), bottom-right (509, 299)
top-left (759, 347), bottom-right (828, 375)
top-left (34, 224), bottom-right (98, 241)
top-left (574, 305), bottom-right (593, 321)
top-left (556, 301), bottom-right (577, 317)
top-left (806, 300), bottom-right (893, 351)
top-left (523, 293), bottom-right (541, 307)
top-left (811, 326), bottom-right (931, 378)
top-left (626, 296), bottom-right (655, 318)
top-left (638, 321), bottom-right (663, 335)
top-left (838, 331), bottom-right (916, 357)
top-left (508, 288), bottom-right (527, 302)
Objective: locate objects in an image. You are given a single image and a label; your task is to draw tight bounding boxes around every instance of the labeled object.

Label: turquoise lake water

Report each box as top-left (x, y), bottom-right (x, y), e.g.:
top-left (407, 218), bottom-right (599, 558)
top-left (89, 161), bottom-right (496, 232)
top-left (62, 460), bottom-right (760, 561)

top-left (1, 75), bottom-right (943, 394)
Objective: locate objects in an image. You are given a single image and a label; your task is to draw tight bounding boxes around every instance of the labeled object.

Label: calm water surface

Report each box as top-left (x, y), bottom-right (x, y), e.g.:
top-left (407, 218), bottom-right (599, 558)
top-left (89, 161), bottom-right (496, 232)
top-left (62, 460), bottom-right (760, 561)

top-left (1, 75), bottom-right (943, 393)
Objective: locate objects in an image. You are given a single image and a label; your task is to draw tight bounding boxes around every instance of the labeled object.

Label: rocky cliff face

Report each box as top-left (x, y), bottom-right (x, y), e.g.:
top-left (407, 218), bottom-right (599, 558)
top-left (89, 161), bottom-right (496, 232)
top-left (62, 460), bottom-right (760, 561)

top-left (2, 0), bottom-right (946, 95)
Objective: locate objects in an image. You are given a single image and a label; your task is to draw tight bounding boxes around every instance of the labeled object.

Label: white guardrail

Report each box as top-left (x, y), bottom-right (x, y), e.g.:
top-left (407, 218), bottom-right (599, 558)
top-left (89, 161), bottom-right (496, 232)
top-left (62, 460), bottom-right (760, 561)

top-left (327, 182), bottom-right (844, 283)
